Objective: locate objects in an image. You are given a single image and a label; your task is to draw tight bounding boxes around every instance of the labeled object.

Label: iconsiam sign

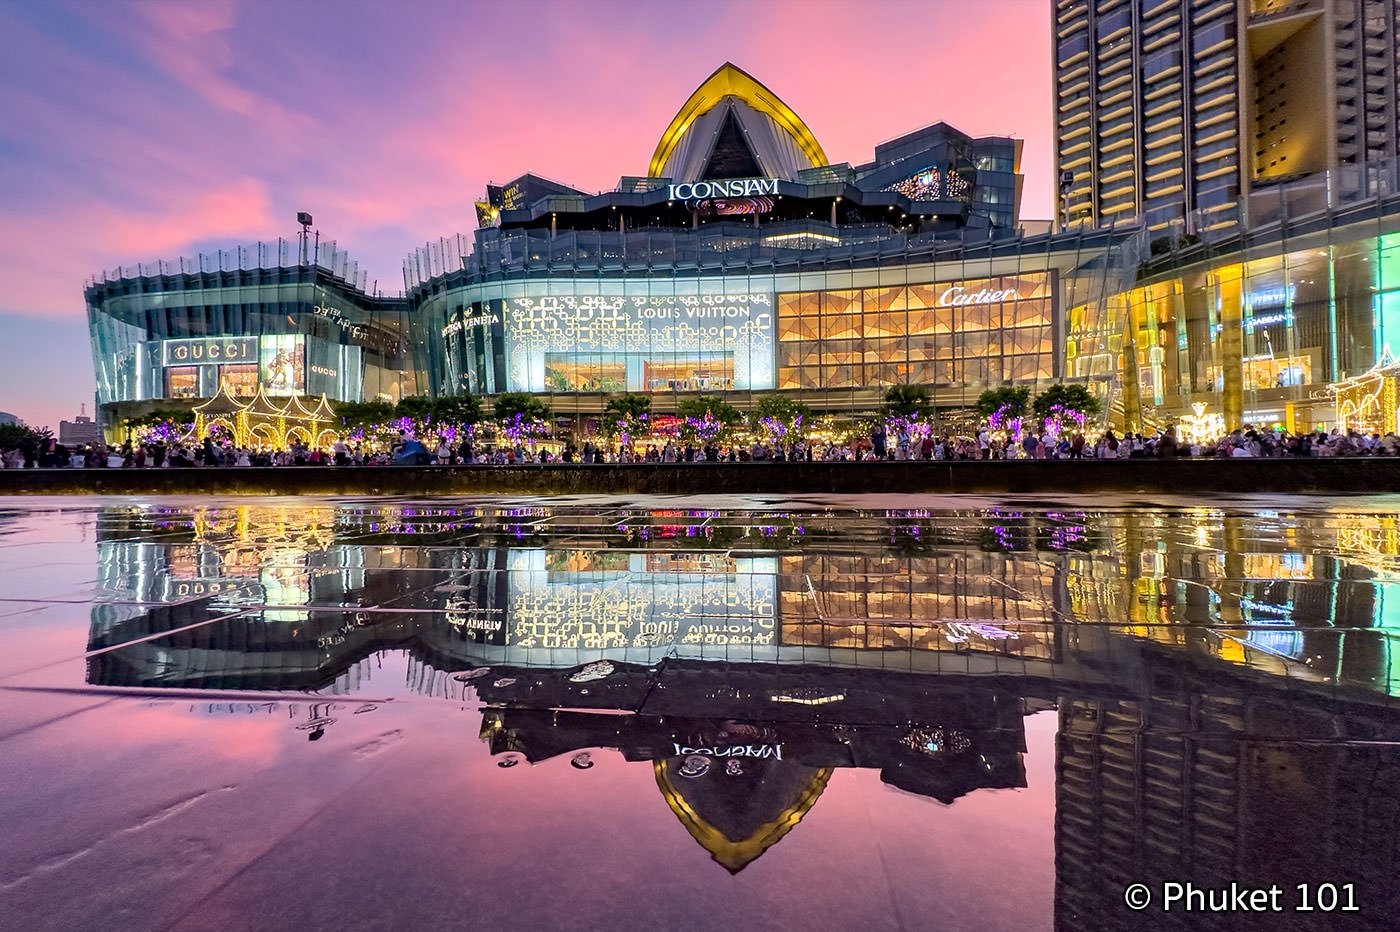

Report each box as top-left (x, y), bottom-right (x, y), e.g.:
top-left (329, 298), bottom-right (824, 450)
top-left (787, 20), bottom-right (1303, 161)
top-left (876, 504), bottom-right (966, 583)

top-left (1177, 402), bottom-right (1227, 447)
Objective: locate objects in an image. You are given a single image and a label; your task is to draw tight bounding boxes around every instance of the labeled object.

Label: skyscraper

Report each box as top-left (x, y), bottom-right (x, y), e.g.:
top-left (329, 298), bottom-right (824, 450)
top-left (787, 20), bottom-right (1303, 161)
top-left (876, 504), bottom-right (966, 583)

top-left (1054, 0), bottom-right (1400, 235)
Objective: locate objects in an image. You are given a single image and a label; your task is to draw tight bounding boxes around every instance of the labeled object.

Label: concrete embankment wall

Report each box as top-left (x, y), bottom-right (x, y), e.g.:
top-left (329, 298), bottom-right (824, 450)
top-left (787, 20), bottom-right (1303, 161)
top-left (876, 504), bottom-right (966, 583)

top-left (2, 459), bottom-right (1399, 496)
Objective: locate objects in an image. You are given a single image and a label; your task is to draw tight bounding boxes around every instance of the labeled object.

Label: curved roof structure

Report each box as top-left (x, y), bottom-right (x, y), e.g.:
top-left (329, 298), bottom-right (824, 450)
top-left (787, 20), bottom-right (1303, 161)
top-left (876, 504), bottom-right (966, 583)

top-left (647, 63), bottom-right (828, 182)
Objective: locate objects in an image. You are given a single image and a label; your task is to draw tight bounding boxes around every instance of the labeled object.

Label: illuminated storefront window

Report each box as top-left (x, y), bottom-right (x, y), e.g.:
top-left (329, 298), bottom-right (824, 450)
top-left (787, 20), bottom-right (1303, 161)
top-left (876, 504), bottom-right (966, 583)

top-left (220, 364), bottom-right (260, 397)
top-left (1244, 353), bottom-right (1311, 390)
top-left (165, 367), bottom-right (198, 399)
top-left (503, 293), bottom-right (774, 393)
top-left (775, 274), bottom-right (1054, 389)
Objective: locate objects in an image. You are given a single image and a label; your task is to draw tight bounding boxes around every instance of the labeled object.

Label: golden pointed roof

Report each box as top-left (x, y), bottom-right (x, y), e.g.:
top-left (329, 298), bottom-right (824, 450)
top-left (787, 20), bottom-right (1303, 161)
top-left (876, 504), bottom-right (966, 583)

top-left (648, 63), bottom-right (827, 178)
top-left (309, 393), bottom-right (338, 420)
top-left (653, 760), bottom-right (832, 873)
top-left (244, 383), bottom-right (292, 417)
top-left (192, 380), bottom-right (249, 415)
top-left (283, 392), bottom-right (320, 419)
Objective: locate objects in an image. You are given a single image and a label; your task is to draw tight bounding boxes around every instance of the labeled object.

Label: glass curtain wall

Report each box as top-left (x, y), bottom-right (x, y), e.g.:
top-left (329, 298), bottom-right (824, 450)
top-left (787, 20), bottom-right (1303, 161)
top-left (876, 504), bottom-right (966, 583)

top-left (1118, 211), bottom-right (1400, 431)
top-left (409, 225), bottom-right (1138, 428)
top-left (87, 242), bottom-right (416, 415)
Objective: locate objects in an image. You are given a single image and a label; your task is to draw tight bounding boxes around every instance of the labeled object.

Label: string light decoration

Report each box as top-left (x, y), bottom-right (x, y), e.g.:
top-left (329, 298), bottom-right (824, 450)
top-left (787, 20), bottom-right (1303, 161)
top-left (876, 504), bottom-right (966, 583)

top-left (1177, 402), bottom-right (1226, 446)
top-left (986, 404), bottom-right (1024, 445)
top-left (1041, 404), bottom-right (1086, 442)
top-left (883, 167), bottom-right (971, 201)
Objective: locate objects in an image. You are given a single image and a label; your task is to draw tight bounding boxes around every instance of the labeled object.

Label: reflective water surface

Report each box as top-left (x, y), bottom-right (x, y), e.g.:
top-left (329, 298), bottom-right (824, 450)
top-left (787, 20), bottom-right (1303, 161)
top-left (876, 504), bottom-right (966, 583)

top-left (4, 495), bottom-right (1400, 931)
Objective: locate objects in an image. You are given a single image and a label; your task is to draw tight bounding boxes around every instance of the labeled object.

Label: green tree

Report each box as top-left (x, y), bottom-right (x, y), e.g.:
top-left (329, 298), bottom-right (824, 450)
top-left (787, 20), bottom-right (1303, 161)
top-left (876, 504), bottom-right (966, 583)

top-left (750, 394), bottom-right (810, 444)
top-left (391, 395), bottom-right (483, 428)
top-left (974, 386), bottom-right (1031, 419)
top-left (601, 394), bottom-right (652, 440)
top-left (881, 384), bottom-right (933, 418)
top-left (393, 396), bottom-right (435, 422)
top-left (0, 422), bottom-right (47, 453)
top-left (676, 395), bottom-right (742, 426)
top-left (334, 400), bottom-right (395, 429)
top-left (431, 394), bottom-right (483, 426)
top-left (1032, 384), bottom-right (1102, 421)
top-left (493, 392), bottom-right (552, 426)
top-left (676, 395), bottom-right (742, 444)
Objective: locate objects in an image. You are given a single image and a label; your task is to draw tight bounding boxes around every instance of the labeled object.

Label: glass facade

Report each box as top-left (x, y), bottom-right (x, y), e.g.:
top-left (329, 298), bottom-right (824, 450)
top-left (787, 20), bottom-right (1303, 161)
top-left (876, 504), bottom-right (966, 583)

top-left (1101, 169), bottom-right (1400, 431)
top-left (407, 225), bottom-right (1138, 414)
top-left (85, 241), bottom-right (416, 429)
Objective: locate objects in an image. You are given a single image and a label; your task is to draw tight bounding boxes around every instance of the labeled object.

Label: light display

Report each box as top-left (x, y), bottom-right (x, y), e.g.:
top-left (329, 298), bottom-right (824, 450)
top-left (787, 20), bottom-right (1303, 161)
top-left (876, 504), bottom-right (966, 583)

top-left (883, 167), bottom-right (971, 201)
top-left (1177, 402), bottom-right (1226, 446)
top-left (1041, 404), bottom-right (1087, 442)
top-left (1330, 351), bottom-right (1400, 435)
top-left (503, 293), bottom-right (775, 392)
top-left (986, 404), bottom-right (1025, 444)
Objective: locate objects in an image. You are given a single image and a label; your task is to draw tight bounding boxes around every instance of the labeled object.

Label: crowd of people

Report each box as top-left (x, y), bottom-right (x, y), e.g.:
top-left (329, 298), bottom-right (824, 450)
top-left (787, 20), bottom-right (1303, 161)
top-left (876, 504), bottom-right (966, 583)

top-left (3, 424), bottom-right (1400, 469)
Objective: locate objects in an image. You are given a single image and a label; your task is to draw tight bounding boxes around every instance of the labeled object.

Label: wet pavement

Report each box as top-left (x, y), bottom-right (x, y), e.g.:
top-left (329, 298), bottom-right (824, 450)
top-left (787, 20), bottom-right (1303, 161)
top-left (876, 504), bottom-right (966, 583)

top-left (3, 493), bottom-right (1400, 931)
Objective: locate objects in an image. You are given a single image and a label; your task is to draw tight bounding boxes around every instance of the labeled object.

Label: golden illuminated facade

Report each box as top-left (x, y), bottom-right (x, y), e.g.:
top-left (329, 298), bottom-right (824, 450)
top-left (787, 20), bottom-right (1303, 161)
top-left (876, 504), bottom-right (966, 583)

top-left (1088, 196), bottom-right (1400, 431)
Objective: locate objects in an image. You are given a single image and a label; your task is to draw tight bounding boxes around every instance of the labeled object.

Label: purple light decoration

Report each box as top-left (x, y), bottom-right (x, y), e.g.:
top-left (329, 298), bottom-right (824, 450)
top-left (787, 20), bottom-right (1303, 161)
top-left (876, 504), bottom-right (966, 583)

top-left (685, 414), bottom-right (723, 444)
top-left (1041, 404), bottom-right (1086, 443)
top-left (986, 404), bottom-right (1025, 444)
top-left (884, 413), bottom-right (931, 442)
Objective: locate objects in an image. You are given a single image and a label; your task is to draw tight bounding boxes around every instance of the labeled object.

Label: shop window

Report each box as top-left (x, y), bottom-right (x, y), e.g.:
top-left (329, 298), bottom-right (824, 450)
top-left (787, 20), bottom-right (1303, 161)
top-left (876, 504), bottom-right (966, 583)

top-left (165, 367), bottom-right (198, 399)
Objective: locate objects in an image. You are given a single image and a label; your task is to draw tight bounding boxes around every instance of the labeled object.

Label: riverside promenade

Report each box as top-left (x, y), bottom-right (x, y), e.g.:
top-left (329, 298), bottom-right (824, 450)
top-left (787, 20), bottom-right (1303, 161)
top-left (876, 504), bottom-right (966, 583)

top-left (3, 458), bottom-right (1400, 495)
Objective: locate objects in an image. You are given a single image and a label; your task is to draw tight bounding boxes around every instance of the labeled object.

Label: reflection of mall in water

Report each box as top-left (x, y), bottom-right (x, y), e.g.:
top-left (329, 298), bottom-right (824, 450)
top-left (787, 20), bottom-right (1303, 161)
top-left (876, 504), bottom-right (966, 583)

top-left (86, 503), bottom-right (1400, 689)
top-left (82, 503), bottom-right (1400, 903)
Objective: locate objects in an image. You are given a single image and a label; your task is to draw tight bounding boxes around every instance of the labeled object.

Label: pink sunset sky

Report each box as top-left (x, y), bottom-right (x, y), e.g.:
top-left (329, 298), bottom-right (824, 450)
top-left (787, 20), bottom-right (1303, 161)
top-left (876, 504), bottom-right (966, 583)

top-left (0, 0), bottom-right (1055, 431)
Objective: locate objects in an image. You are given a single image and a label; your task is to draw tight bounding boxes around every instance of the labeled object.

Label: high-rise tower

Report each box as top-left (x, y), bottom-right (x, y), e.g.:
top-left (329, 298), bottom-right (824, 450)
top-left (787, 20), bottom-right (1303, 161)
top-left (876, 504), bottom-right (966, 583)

top-left (1054, 0), bottom-right (1400, 235)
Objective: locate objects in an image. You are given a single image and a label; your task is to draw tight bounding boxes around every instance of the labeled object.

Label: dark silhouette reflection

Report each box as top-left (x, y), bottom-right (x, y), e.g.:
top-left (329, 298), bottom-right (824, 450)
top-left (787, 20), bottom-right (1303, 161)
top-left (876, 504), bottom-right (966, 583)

top-left (476, 679), bottom-right (1034, 872)
top-left (81, 503), bottom-right (1400, 922)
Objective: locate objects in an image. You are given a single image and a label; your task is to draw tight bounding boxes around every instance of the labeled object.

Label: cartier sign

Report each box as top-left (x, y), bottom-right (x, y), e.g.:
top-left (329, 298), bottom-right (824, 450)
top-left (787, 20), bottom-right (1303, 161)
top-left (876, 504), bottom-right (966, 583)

top-left (668, 178), bottom-right (779, 201)
top-left (161, 337), bottom-right (258, 366)
top-left (936, 285), bottom-right (1024, 307)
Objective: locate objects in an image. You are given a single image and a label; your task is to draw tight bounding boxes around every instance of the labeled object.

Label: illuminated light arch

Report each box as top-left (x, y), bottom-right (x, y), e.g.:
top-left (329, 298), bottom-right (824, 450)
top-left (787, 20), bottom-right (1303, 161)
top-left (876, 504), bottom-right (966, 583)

top-left (248, 423), bottom-right (281, 449)
top-left (285, 426), bottom-right (312, 447)
top-left (205, 416), bottom-right (236, 442)
top-left (647, 63), bottom-right (828, 179)
top-left (316, 428), bottom-right (338, 450)
top-left (1337, 400), bottom-right (1356, 431)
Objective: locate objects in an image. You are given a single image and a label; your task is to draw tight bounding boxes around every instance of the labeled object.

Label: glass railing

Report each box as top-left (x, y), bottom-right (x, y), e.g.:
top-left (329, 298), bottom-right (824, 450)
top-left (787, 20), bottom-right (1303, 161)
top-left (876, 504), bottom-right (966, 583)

top-left (87, 239), bottom-right (380, 295)
top-left (404, 221), bottom-right (1140, 292)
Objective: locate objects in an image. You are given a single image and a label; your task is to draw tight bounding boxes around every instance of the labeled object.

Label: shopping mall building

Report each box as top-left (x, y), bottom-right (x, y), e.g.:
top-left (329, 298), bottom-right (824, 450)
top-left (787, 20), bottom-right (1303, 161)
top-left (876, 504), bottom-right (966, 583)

top-left (85, 62), bottom-right (1400, 441)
